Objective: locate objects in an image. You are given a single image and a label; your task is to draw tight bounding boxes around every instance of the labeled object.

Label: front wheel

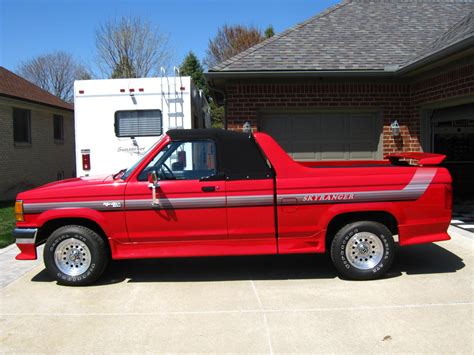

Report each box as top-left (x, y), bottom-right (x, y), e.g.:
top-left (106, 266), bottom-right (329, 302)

top-left (330, 221), bottom-right (395, 280)
top-left (44, 225), bottom-right (109, 286)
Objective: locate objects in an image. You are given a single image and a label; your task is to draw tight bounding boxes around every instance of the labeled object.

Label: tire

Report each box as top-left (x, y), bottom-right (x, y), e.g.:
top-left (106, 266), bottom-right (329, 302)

top-left (44, 225), bottom-right (109, 286)
top-left (330, 221), bottom-right (395, 280)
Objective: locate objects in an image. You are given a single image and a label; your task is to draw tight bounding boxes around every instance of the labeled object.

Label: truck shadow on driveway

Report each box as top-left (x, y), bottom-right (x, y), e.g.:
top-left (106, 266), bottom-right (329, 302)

top-left (31, 243), bottom-right (464, 286)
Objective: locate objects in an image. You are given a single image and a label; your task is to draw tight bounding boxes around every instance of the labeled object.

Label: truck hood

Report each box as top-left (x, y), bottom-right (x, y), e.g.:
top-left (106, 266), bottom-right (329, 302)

top-left (16, 174), bottom-right (126, 202)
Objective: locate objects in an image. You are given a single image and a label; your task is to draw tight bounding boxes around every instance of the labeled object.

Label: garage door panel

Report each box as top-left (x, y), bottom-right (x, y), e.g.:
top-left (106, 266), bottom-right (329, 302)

top-left (292, 116), bottom-right (318, 139)
top-left (291, 141), bottom-right (318, 160)
top-left (260, 112), bottom-right (381, 161)
top-left (321, 117), bottom-right (346, 138)
top-left (349, 142), bottom-right (377, 159)
top-left (320, 143), bottom-right (347, 160)
top-left (350, 117), bottom-right (375, 140)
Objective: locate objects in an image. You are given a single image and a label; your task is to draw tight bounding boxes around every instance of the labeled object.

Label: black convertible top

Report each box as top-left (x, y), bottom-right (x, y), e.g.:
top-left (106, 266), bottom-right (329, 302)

top-left (167, 129), bottom-right (274, 180)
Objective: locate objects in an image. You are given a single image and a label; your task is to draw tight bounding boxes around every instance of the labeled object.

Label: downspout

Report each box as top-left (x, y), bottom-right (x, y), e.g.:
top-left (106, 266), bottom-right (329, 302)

top-left (207, 82), bottom-right (228, 130)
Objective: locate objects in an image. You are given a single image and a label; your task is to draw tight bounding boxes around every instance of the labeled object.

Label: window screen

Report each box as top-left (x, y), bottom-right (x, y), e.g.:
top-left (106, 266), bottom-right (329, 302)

top-left (115, 110), bottom-right (162, 137)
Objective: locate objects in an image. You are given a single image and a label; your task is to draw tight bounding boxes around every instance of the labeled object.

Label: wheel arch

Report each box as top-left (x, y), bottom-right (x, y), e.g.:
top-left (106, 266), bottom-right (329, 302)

top-left (324, 210), bottom-right (399, 252)
top-left (37, 217), bottom-right (110, 256)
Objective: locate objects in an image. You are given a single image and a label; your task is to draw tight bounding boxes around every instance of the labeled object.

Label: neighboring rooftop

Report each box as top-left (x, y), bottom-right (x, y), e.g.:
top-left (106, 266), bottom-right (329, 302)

top-left (0, 67), bottom-right (73, 111)
top-left (210, 0), bottom-right (474, 73)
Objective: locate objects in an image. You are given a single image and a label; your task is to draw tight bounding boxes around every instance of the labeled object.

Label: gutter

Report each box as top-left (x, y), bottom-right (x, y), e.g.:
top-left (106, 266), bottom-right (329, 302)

top-left (0, 93), bottom-right (74, 112)
top-left (205, 69), bottom-right (395, 79)
top-left (397, 36), bottom-right (474, 74)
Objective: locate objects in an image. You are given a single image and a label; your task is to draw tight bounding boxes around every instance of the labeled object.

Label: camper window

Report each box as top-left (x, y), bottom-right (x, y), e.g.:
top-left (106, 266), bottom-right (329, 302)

top-left (115, 109), bottom-right (162, 137)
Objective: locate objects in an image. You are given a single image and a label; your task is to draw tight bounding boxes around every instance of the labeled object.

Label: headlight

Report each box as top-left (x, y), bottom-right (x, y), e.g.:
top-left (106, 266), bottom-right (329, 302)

top-left (15, 200), bottom-right (24, 222)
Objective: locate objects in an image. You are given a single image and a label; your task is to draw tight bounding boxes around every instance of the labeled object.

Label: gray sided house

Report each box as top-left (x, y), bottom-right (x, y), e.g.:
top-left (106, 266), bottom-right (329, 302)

top-left (0, 67), bottom-right (75, 201)
top-left (206, 0), bottom-right (474, 200)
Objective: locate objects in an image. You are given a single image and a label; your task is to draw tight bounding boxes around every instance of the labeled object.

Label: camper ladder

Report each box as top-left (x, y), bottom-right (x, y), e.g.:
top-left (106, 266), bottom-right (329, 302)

top-left (160, 66), bottom-right (184, 129)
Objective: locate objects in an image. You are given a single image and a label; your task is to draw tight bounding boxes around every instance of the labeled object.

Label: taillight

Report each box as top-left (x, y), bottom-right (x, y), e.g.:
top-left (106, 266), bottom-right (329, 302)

top-left (445, 184), bottom-right (452, 210)
top-left (15, 200), bottom-right (24, 222)
top-left (81, 149), bottom-right (91, 171)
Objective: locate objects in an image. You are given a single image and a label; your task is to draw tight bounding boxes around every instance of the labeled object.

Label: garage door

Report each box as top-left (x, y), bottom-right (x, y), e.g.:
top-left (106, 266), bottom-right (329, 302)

top-left (432, 103), bottom-right (474, 200)
top-left (260, 112), bottom-right (383, 161)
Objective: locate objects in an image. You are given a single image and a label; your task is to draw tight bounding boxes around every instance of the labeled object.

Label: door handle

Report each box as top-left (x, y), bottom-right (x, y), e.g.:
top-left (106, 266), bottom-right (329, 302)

top-left (202, 186), bottom-right (218, 192)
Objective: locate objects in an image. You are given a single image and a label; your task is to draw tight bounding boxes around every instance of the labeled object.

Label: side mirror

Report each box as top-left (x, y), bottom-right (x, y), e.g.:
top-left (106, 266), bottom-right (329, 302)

top-left (148, 171), bottom-right (159, 187)
top-left (148, 171), bottom-right (160, 207)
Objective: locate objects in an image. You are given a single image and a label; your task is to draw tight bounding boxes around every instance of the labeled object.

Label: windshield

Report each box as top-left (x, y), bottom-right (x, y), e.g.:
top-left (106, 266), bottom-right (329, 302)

top-left (120, 136), bottom-right (165, 180)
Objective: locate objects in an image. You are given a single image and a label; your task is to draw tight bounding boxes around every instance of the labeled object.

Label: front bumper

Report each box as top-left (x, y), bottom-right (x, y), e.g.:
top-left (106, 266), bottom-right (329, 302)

top-left (13, 228), bottom-right (38, 260)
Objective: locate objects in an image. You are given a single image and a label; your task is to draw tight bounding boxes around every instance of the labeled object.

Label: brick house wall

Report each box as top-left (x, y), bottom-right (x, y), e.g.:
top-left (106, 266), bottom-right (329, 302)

top-left (0, 97), bottom-right (75, 200)
top-left (224, 62), bottom-right (474, 157)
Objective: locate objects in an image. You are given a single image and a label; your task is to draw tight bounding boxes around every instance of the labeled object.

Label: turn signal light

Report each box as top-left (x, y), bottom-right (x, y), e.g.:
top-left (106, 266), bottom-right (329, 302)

top-left (15, 200), bottom-right (24, 222)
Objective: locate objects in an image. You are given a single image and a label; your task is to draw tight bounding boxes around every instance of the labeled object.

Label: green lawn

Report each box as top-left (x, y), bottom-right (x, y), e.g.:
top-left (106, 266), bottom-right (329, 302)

top-left (0, 201), bottom-right (15, 248)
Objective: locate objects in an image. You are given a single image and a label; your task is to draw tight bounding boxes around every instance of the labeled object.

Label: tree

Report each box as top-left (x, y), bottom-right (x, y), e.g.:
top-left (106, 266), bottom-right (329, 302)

top-left (209, 100), bottom-right (224, 128)
top-left (95, 16), bottom-right (172, 79)
top-left (204, 24), bottom-right (266, 68)
top-left (179, 52), bottom-right (225, 127)
top-left (17, 51), bottom-right (90, 102)
top-left (264, 25), bottom-right (275, 39)
top-left (179, 51), bottom-right (207, 95)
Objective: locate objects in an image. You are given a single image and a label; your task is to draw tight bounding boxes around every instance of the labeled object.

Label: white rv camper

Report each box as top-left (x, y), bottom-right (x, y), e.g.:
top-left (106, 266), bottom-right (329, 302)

top-left (73, 72), bottom-right (211, 176)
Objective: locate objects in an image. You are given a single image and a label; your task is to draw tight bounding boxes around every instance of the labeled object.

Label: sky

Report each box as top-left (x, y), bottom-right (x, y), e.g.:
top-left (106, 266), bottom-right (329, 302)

top-left (0, 0), bottom-right (338, 77)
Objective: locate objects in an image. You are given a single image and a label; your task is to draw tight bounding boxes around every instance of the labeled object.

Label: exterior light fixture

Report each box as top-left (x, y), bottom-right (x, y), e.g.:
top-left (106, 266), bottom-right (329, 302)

top-left (391, 120), bottom-right (400, 136)
top-left (243, 121), bottom-right (252, 133)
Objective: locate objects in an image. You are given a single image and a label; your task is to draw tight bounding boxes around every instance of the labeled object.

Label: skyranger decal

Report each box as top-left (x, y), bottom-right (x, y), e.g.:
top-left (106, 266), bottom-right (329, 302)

top-left (279, 168), bottom-right (437, 205)
top-left (303, 193), bottom-right (355, 202)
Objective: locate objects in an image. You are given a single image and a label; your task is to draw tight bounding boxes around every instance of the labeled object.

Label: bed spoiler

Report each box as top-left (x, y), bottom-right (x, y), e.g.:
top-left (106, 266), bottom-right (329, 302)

top-left (385, 152), bottom-right (446, 166)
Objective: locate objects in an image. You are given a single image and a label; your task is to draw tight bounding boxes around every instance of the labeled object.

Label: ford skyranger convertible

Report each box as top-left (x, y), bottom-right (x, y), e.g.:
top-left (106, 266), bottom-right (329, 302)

top-left (13, 129), bottom-right (452, 285)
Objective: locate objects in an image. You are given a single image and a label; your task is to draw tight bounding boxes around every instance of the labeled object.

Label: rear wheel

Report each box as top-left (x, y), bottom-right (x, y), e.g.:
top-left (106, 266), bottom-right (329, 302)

top-left (330, 221), bottom-right (395, 280)
top-left (44, 225), bottom-right (108, 286)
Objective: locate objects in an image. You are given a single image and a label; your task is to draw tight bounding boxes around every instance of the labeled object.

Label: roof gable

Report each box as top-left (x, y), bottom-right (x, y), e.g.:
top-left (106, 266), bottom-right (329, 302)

top-left (210, 0), bottom-right (473, 72)
top-left (0, 67), bottom-right (73, 111)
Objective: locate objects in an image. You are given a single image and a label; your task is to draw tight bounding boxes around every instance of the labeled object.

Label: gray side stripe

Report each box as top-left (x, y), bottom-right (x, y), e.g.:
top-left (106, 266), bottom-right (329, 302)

top-left (227, 195), bottom-right (274, 207)
top-left (22, 168), bottom-right (436, 213)
top-left (277, 168), bottom-right (436, 205)
top-left (23, 200), bottom-right (124, 214)
top-left (125, 197), bottom-right (226, 210)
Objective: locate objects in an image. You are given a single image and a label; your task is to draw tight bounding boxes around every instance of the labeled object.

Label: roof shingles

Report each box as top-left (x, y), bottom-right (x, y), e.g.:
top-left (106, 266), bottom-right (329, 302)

top-left (0, 67), bottom-right (73, 111)
top-left (210, 0), bottom-right (474, 72)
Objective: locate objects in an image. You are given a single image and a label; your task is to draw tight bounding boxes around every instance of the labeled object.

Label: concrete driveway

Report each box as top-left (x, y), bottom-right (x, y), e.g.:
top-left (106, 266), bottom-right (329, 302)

top-left (1, 226), bottom-right (472, 353)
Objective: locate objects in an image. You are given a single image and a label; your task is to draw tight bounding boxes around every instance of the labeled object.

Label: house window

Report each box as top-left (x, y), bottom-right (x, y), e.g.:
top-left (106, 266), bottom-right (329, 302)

top-left (54, 115), bottom-right (64, 141)
top-left (13, 108), bottom-right (31, 143)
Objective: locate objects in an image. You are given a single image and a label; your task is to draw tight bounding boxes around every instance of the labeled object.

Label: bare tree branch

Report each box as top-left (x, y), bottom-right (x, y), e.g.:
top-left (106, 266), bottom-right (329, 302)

top-left (95, 16), bottom-right (172, 78)
top-left (204, 24), bottom-right (265, 68)
top-left (17, 51), bottom-right (91, 102)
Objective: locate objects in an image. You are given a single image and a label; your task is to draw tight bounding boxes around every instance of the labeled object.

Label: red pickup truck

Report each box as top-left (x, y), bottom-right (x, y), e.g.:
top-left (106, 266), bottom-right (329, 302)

top-left (13, 129), bottom-right (452, 285)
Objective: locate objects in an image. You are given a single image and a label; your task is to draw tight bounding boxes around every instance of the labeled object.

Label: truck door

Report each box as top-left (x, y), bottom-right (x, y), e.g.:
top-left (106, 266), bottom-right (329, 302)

top-left (124, 139), bottom-right (227, 242)
top-left (226, 179), bottom-right (276, 249)
top-left (223, 136), bottom-right (277, 253)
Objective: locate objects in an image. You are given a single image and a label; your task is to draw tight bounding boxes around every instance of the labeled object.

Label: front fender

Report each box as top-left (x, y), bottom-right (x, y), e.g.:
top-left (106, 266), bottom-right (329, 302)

top-left (33, 208), bottom-right (112, 235)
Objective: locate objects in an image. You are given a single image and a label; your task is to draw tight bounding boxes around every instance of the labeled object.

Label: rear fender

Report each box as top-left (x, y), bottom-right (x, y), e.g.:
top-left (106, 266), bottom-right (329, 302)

top-left (319, 203), bottom-right (403, 248)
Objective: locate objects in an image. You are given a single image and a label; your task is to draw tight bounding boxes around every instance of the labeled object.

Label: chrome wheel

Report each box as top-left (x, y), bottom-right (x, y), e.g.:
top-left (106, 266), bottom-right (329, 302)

top-left (345, 232), bottom-right (384, 270)
top-left (54, 237), bottom-right (91, 276)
